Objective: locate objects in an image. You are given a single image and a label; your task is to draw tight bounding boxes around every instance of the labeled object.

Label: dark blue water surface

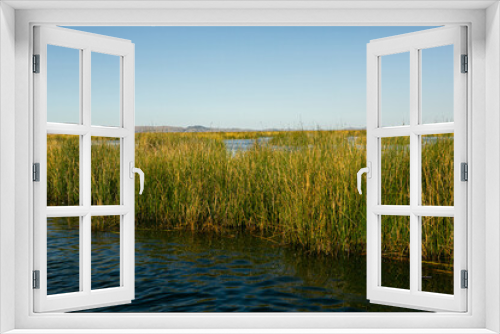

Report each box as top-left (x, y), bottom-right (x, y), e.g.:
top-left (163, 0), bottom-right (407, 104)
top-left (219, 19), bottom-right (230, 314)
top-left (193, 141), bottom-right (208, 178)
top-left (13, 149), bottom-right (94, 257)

top-left (47, 218), bottom-right (426, 312)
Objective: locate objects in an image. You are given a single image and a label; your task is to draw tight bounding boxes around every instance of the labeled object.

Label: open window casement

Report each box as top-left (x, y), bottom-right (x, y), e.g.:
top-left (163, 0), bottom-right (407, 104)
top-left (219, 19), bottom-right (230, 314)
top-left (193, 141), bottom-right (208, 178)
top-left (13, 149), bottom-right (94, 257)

top-left (33, 26), bottom-right (140, 312)
top-left (362, 26), bottom-right (467, 312)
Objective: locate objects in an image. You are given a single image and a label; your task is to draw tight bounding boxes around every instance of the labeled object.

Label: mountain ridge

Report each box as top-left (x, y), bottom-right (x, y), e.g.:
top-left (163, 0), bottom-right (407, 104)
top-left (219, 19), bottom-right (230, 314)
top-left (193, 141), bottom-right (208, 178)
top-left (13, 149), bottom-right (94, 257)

top-left (135, 125), bottom-right (365, 133)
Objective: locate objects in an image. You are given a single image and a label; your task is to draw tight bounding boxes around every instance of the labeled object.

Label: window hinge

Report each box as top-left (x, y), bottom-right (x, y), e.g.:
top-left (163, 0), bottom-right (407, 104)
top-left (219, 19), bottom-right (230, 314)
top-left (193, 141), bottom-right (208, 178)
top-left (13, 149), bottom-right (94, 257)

top-left (461, 54), bottom-right (468, 73)
top-left (33, 270), bottom-right (40, 289)
top-left (461, 270), bottom-right (468, 289)
top-left (33, 163), bottom-right (40, 182)
top-left (33, 54), bottom-right (40, 73)
top-left (461, 162), bottom-right (468, 182)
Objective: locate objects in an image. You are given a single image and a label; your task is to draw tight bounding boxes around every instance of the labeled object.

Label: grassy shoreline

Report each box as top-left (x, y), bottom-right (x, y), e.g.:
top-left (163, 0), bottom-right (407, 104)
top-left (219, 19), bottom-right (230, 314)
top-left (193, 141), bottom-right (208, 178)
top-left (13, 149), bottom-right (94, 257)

top-left (47, 130), bottom-right (454, 261)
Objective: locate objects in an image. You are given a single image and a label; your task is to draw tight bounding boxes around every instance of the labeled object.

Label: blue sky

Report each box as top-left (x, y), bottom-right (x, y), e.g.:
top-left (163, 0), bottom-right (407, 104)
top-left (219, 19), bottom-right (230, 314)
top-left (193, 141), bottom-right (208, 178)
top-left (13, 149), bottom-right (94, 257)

top-left (48, 26), bottom-right (453, 129)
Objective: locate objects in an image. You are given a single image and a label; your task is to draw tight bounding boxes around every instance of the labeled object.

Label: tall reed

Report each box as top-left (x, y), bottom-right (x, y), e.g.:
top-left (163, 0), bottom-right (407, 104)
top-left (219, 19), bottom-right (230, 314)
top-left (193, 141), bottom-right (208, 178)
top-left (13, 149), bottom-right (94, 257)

top-left (47, 130), bottom-right (454, 261)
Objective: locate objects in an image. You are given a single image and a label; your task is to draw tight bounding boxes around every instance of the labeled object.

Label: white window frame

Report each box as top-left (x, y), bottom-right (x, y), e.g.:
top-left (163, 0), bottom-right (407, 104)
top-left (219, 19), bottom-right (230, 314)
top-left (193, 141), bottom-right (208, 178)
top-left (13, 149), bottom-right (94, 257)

top-left (1, 1), bottom-right (499, 333)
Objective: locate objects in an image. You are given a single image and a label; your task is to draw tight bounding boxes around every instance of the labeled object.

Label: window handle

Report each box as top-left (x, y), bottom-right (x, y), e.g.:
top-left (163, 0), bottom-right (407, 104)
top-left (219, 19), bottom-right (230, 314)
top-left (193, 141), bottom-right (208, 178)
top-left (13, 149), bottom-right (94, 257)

top-left (357, 162), bottom-right (371, 195)
top-left (129, 162), bottom-right (145, 195)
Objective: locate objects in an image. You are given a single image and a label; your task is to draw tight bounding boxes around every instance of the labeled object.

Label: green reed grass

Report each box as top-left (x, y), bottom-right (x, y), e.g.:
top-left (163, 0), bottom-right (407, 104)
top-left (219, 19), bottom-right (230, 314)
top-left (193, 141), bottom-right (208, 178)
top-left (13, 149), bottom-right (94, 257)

top-left (46, 130), bottom-right (454, 261)
top-left (47, 135), bottom-right (79, 206)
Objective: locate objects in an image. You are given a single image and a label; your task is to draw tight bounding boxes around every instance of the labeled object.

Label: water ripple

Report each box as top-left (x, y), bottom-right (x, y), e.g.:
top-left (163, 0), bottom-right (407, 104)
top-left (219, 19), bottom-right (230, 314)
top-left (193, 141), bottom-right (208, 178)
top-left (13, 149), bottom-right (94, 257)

top-left (46, 219), bottom-right (426, 312)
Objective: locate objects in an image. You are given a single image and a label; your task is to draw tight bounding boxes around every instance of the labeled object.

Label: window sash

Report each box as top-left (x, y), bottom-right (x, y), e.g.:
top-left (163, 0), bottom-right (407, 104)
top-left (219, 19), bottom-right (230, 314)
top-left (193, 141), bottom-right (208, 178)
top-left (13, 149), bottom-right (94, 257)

top-left (365, 26), bottom-right (468, 312)
top-left (32, 25), bottom-right (136, 313)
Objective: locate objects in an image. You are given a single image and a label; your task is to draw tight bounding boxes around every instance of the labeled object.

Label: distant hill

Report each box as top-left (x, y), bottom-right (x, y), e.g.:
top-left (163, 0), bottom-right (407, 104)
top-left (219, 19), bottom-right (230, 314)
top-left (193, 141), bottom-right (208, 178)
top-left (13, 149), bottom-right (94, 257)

top-left (135, 125), bottom-right (366, 133)
top-left (135, 125), bottom-right (283, 133)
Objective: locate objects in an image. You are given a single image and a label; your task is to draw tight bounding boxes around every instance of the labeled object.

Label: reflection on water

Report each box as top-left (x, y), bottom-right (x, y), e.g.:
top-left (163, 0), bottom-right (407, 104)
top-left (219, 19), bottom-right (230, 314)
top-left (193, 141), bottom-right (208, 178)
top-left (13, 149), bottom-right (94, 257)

top-left (48, 219), bottom-right (431, 312)
top-left (47, 217), bottom-right (80, 295)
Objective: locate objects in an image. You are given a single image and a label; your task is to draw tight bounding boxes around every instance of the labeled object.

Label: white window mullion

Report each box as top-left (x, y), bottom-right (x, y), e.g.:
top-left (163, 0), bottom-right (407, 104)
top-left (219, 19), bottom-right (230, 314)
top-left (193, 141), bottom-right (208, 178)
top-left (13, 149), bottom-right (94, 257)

top-left (78, 48), bottom-right (86, 295)
top-left (414, 120), bottom-right (423, 295)
top-left (82, 47), bottom-right (91, 209)
top-left (82, 47), bottom-right (92, 296)
top-left (409, 47), bottom-right (420, 295)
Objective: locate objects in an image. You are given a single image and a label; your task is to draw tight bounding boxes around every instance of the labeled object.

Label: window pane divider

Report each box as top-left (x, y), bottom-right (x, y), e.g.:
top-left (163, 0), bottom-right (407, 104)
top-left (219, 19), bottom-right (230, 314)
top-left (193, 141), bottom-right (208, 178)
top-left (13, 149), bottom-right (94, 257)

top-left (46, 206), bottom-right (89, 217)
top-left (90, 205), bottom-right (130, 216)
top-left (372, 123), bottom-right (454, 138)
top-left (90, 126), bottom-right (131, 138)
top-left (372, 126), bottom-right (411, 138)
top-left (372, 205), bottom-right (411, 215)
top-left (412, 206), bottom-right (455, 217)
top-left (412, 123), bottom-right (454, 135)
top-left (46, 205), bottom-right (130, 217)
top-left (372, 205), bottom-right (454, 217)
top-left (47, 123), bottom-right (87, 135)
top-left (47, 122), bottom-right (130, 138)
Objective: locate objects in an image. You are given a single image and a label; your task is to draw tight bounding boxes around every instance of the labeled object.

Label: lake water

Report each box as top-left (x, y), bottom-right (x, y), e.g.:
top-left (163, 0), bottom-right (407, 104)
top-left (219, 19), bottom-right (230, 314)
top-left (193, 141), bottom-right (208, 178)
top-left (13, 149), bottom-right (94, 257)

top-left (47, 135), bottom-right (451, 312)
top-left (224, 137), bottom-right (272, 154)
top-left (46, 219), bottom-right (427, 313)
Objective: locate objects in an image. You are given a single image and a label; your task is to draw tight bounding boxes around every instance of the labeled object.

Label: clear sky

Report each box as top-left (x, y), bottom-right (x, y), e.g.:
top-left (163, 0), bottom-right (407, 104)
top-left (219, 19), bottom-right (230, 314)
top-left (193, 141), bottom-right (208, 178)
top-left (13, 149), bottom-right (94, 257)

top-left (48, 26), bottom-right (453, 129)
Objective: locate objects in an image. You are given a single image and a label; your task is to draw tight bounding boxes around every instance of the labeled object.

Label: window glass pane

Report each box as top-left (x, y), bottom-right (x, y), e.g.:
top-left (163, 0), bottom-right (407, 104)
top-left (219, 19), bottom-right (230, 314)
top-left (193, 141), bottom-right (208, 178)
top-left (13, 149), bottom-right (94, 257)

top-left (421, 216), bottom-right (453, 294)
top-left (381, 136), bottom-right (410, 205)
top-left (92, 215), bottom-right (121, 290)
top-left (47, 217), bottom-right (80, 295)
top-left (91, 137), bottom-right (120, 206)
top-left (47, 45), bottom-right (80, 124)
top-left (47, 134), bottom-right (80, 206)
top-left (92, 52), bottom-right (121, 127)
top-left (421, 45), bottom-right (454, 124)
top-left (421, 134), bottom-right (454, 206)
top-left (381, 215), bottom-right (410, 290)
top-left (381, 52), bottom-right (410, 127)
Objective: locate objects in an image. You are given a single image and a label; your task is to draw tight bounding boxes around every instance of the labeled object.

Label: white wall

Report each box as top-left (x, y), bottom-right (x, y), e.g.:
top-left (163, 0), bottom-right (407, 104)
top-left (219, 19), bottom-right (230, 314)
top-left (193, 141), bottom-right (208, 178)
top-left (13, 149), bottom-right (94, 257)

top-left (486, 2), bottom-right (500, 333)
top-left (0, 2), bottom-right (16, 333)
top-left (5, 4), bottom-right (494, 332)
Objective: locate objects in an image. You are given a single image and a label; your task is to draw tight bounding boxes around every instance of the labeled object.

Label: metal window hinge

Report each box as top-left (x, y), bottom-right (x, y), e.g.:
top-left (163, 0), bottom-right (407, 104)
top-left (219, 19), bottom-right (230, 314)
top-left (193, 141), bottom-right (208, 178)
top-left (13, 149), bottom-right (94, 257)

top-left (461, 270), bottom-right (468, 289)
top-left (33, 270), bottom-right (40, 289)
top-left (33, 54), bottom-right (40, 73)
top-left (461, 54), bottom-right (468, 73)
top-left (33, 163), bottom-right (40, 182)
top-left (461, 162), bottom-right (468, 182)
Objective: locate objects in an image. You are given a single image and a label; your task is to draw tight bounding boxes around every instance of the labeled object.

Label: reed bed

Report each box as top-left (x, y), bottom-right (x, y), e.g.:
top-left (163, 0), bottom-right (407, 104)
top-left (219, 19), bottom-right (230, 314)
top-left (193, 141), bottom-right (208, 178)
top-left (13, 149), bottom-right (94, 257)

top-left (46, 130), bottom-right (454, 261)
